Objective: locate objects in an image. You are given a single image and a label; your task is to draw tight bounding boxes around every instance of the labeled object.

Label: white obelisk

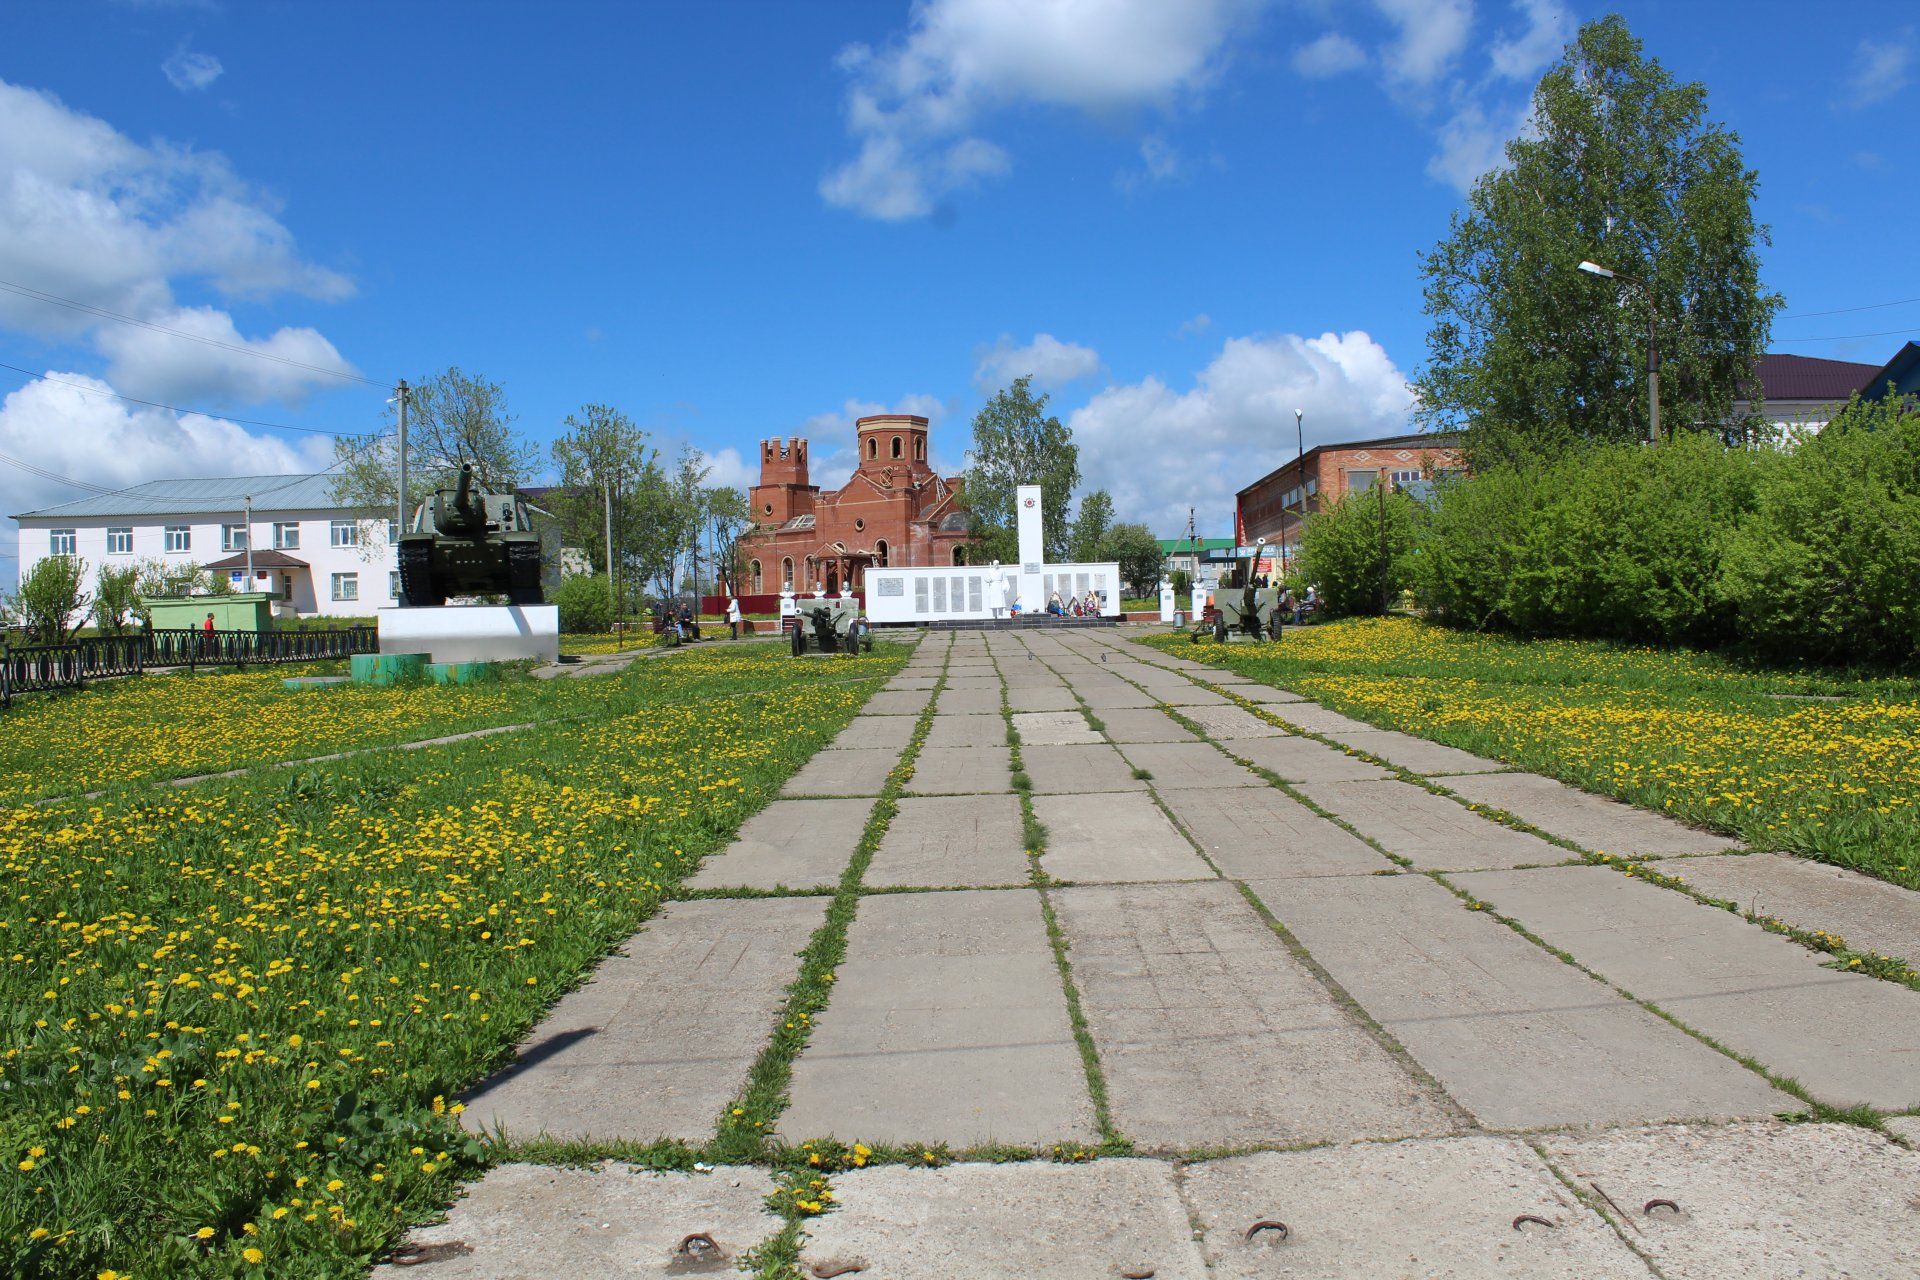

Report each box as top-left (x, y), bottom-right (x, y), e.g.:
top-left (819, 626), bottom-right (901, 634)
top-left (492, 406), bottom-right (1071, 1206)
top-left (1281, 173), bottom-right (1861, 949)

top-left (1014, 484), bottom-right (1044, 613)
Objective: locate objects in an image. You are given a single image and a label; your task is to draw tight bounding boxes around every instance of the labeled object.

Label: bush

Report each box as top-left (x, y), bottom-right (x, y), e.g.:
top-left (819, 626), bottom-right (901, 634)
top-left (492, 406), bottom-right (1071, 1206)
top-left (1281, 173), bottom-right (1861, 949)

top-left (1299, 488), bottom-right (1422, 617)
top-left (12, 555), bottom-right (91, 644)
top-left (553, 572), bottom-right (614, 632)
top-left (93, 564), bottom-right (141, 635)
top-left (1720, 396), bottom-right (1920, 665)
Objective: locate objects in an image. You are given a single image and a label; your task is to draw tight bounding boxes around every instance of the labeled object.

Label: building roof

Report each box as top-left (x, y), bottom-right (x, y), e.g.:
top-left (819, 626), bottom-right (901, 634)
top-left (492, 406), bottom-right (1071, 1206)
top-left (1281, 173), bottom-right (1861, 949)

top-left (202, 550), bottom-right (310, 571)
top-left (1237, 431), bottom-right (1463, 499)
top-left (13, 473), bottom-right (352, 521)
top-left (1858, 341), bottom-right (1920, 402)
top-left (1743, 353), bottom-right (1882, 403)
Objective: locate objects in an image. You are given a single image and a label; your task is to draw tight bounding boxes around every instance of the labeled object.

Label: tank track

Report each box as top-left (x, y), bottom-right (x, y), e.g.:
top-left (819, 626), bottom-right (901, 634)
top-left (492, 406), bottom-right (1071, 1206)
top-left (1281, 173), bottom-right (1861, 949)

top-left (397, 540), bottom-right (443, 608)
top-left (505, 540), bottom-right (544, 606)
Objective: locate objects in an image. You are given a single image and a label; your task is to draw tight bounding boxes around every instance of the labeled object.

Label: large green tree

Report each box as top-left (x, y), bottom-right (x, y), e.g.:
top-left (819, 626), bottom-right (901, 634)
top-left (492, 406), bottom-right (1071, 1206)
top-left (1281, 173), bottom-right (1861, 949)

top-left (964, 376), bottom-right (1081, 563)
top-left (1414, 15), bottom-right (1778, 463)
top-left (547, 403), bottom-right (663, 606)
top-left (1069, 489), bottom-right (1114, 562)
top-left (331, 367), bottom-right (539, 532)
top-left (1105, 522), bottom-right (1167, 597)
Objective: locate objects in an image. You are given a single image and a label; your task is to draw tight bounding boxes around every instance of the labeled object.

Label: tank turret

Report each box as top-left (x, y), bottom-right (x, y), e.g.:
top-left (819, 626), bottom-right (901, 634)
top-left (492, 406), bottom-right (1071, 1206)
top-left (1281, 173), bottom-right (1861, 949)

top-left (396, 464), bottom-right (545, 606)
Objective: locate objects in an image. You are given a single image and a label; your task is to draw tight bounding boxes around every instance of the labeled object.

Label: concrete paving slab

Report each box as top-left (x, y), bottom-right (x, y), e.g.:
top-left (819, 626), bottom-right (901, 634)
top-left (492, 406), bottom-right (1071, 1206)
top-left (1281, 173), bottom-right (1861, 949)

top-left (1116, 741), bottom-right (1265, 789)
top-left (1032, 792), bottom-right (1214, 883)
top-left (1095, 707), bottom-right (1197, 742)
top-left (936, 685), bottom-right (1003, 715)
top-left (1012, 710), bottom-right (1101, 745)
top-left (1006, 685), bottom-right (1077, 712)
top-left (780, 889), bottom-right (1097, 1146)
top-left (460, 897), bottom-right (826, 1142)
top-left (884, 675), bottom-right (940, 691)
top-left (783, 747), bottom-right (899, 797)
top-left (1079, 685), bottom-right (1156, 709)
top-left (1441, 772), bottom-right (1739, 857)
top-left (824, 714), bottom-right (918, 752)
top-left (864, 688), bottom-right (934, 716)
top-left (1237, 684), bottom-right (1308, 703)
top-left (801, 1160), bottom-right (1206, 1280)
top-left (1231, 735), bottom-right (1393, 783)
top-left (1021, 742), bottom-right (1150, 794)
top-left (1177, 702), bottom-right (1289, 739)
top-left (1158, 685), bottom-right (1231, 706)
top-left (1652, 851), bottom-right (1920, 962)
top-left (687, 798), bottom-right (871, 890)
top-left (1539, 1122), bottom-right (1920, 1280)
top-left (1053, 882), bottom-right (1456, 1148)
top-left (1171, 790), bottom-right (1393, 879)
top-left (1261, 874), bottom-right (1793, 1129)
top-left (372, 1163), bottom-right (781, 1280)
top-left (1266, 703), bottom-right (1382, 736)
top-left (1326, 727), bottom-right (1509, 776)
top-left (1184, 1137), bottom-right (1654, 1280)
top-left (942, 674), bottom-right (1000, 689)
top-left (1889, 1115), bottom-right (1920, 1145)
top-left (867, 795), bottom-right (1029, 888)
top-left (1454, 865), bottom-right (1920, 1110)
top-left (1297, 779), bottom-right (1569, 870)
top-left (922, 713), bottom-right (1006, 749)
top-left (904, 745), bottom-right (1013, 795)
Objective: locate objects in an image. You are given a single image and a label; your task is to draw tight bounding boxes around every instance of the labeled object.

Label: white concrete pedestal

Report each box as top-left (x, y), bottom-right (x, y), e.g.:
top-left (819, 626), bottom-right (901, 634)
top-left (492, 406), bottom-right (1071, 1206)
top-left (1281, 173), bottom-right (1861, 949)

top-left (378, 604), bottom-right (560, 664)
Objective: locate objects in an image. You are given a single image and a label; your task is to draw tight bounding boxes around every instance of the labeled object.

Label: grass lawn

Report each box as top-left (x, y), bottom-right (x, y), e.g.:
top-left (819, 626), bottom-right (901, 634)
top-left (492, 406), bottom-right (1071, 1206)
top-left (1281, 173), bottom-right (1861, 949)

top-left (0, 643), bottom-right (904, 1279)
top-left (1147, 617), bottom-right (1920, 889)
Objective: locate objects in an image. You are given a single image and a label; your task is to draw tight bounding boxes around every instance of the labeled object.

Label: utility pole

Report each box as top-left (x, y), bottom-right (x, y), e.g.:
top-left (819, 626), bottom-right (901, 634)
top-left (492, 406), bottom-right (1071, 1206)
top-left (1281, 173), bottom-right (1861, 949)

top-left (1646, 307), bottom-right (1661, 445)
top-left (394, 380), bottom-right (411, 532)
top-left (603, 478), bottom-right (616, 614)
top-left (1377, 468), bottom-right (1389, 615)
top-left (1293, 408), bottom-right (1306, 566)
top-left (244, 494), bottom-right (254, 590)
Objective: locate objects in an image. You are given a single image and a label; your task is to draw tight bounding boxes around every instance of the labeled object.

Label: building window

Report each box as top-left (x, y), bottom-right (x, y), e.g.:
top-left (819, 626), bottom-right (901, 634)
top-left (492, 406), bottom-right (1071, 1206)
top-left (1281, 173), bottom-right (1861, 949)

top-left (331, 572), bottom-right (359, 602)
top-left (164, 525), bottom-right (191, 553)
top-left (750, 559), bottom-right (763, 591)
top-left (781, 557), bottom-right (794, 588)
top-left (330, 520), bottom-right (359, 548)
top-left (49, 529), bottom-right (77, 557)
top-left (915, 437), bottom-right (925, 460)
top-left (273, 522), bottom-right (301, 550)
top-left (106, 527), bottom-right (133, 555)
top-left (386, 518), bottom-right (400, 544)
top-left (763, 502), bottom-right (773, 516)
top-left (874, 538), bottom-right (889, 566)
top-left (853, 518), bottom-right (865, 531)
top-left (953, 545), bottom-right (966, 565)
top-left (891, 436), bottom-right (902, 459)
top-left (1390, 469), bottom-right (1421, 487)
top-left (1305, 478), bottom-right (1318, 496)
top-left (389, 571), bottom-right (401, 599)
top-left (222, 524), bottom-right (249, 552)
top-left (282, 575), bottom-right (295, 602)
top-left (1346, 470), bottom-right (1377, 493)
top-left (867, 437), bottom-right (878, 459)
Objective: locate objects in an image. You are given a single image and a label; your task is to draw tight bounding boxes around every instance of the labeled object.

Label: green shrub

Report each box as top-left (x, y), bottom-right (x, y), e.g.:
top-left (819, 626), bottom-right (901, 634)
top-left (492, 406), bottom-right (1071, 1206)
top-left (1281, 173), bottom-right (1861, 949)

top-left (553, 573), bottom-right (614, 632)
top-left (1411, 465), bottom-right (1542, 630)
top-left (11, 555), bottom-right (91, 644)
top-left (1299, 488), bottom-right (1422, 617)
top-left (1720, 396), bottom-right (1920, 664)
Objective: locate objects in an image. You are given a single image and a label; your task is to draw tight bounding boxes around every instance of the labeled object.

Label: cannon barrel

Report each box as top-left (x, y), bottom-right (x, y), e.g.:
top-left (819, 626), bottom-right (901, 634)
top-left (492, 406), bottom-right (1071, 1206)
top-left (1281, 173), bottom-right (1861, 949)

top-left (454, 464), bottom-right (477, 516)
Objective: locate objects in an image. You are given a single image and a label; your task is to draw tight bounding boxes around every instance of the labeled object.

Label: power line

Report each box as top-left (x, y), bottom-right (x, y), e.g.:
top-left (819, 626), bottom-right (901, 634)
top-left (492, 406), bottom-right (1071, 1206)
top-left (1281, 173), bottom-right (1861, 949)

top-left (1779, 296), bottom-right (1920, 321)
top-left (0, 361), bottom-right (365, 437)
top-left (1770, 327), bottom-right (1920, 345)
top-left (0, 431), bottom-right (393, 508)
top-left (0, 278), bottom-right (388, 389)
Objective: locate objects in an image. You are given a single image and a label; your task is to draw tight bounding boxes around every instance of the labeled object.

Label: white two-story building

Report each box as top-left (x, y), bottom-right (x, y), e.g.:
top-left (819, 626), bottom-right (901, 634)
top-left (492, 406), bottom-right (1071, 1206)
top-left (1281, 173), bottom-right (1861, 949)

top-left (14, 474), bottom-right (400, 619)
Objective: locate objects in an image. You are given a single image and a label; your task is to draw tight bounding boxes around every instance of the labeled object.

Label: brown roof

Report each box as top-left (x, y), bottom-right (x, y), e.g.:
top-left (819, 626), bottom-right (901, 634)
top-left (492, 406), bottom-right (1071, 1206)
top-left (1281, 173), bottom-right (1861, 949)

top-left (1237, 431), bottom-right (1464, 499)
top-left (202, 550), bottom-right (309, 571)
top-left (1744, 353), bottom-right (1881, 402)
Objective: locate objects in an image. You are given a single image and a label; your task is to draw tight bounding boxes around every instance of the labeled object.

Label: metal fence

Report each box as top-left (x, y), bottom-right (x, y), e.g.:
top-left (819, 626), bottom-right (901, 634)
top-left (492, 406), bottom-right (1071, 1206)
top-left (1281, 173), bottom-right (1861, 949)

top-left (0, 626), bottom-right (378, 707)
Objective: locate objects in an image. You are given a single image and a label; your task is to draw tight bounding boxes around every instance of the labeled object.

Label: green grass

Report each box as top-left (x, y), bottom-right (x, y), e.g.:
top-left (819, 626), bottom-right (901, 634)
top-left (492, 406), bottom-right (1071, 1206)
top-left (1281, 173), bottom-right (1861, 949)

top-left (0, 643), bottom-right (906, 1279)
top-left (1151, 618), bottom-right (1920, 889)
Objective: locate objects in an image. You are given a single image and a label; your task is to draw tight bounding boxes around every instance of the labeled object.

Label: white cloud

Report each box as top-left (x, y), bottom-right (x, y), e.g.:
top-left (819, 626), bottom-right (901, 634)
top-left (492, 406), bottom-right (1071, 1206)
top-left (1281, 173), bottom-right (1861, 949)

top-left (1426, 95), bottom-right (1531, 192)
top-left (973, 333), bottom-right (1101, 393)
top-left (1292, 32), bottom-right (1367, 78)
top-left (695, 446), bottom-right (756, 492)
top-left (1374, 0), bottom-right (1475, 88)
top-left (0, 370), bottom-right (329, 527)
top-left (821, 0), bottom-right (1255, 219)
top-left (0, 77), bottom-right (354, 405)
top-left (1841, 32), bottom-right (1912, 109)
top-left (1488, 0), bottom-right (1571, 81)
top-left (161, 46), bottom-right (223, 92)
top-left (1065, 330), bottom-right (1415, 536)
top-left (1178, 313), bottom-right (1213, 337)
top-left (93, 306), bottom-right (355, 404)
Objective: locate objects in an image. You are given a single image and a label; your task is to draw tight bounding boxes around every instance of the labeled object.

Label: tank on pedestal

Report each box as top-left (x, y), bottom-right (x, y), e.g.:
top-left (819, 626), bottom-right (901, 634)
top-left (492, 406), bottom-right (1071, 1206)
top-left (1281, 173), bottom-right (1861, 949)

top-left (396, 464), bottom-right (544, 607)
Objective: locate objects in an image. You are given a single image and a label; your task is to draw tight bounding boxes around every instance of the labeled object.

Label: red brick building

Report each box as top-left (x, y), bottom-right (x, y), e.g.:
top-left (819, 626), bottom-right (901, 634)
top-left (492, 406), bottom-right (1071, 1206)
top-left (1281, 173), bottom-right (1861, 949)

top-left (1236, 431), bottom-right (1465, 558)
top-left (737, 414), bottom-right (971, 595)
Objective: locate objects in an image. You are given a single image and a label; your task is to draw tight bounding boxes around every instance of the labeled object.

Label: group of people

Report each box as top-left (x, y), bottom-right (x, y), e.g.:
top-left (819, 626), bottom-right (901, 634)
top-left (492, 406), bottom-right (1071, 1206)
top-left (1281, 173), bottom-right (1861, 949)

top-left (1045, 589), bottom-right (1102, 617)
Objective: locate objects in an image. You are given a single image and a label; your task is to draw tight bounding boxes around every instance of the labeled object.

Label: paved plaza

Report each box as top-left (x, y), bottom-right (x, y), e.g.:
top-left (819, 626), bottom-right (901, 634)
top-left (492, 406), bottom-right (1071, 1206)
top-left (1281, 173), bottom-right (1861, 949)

top-left (401, 627), bottom-right (1920, 1278)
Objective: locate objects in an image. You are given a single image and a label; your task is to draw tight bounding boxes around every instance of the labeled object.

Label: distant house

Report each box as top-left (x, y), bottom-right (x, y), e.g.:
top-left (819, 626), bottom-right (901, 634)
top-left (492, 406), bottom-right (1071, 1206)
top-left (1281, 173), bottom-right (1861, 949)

top-left (1857, 341), bottom-right (1920, 405)
top-left (1730, 353), bottom-right (1883, 439)
top-left (1156, 536), bottom-right (1238, 580)
top-left (1235, 431), bottom-right (1466, 559)
top-left (13, 474), bottom-right (399, 618)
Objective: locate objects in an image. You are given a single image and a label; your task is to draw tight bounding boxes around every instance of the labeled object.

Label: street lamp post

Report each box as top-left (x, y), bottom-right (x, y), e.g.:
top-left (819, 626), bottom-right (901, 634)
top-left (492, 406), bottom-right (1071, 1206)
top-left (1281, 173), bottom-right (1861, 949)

top-left (1579, 260), bottom-right (1659, 444)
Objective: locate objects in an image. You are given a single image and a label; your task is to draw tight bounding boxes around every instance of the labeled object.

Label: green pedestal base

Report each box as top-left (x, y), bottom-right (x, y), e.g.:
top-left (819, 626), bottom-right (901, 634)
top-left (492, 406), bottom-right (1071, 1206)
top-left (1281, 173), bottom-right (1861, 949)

top-left (425, 661), bottom-right (496, 686)
top-left (350, 652), bottom-right (428, 685)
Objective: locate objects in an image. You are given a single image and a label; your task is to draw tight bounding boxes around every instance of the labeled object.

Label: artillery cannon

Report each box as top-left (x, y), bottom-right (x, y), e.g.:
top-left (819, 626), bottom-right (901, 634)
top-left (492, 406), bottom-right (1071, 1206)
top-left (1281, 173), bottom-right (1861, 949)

top-left (790, 596), bottom-right (872, 656)
top-left (1194, 546), bottom-right (1283, 644)
top-left (396, 464), bottom-right (544, 607)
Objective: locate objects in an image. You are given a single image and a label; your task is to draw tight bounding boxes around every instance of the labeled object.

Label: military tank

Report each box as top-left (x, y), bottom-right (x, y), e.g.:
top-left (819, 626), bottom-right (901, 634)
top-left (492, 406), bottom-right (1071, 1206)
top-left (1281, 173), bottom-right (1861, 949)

top-left (396, 464), bottom-right (544, 607)
top-left (1194, 546), bottom-right (1283, 644)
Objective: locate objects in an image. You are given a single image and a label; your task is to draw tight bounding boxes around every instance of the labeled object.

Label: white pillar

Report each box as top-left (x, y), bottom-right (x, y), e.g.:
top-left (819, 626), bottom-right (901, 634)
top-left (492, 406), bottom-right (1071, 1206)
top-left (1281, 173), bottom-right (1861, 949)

top-left (1158, 577), bottom-right (1176, 622)
top-left (1016, 484), bottom-right (1043, 572)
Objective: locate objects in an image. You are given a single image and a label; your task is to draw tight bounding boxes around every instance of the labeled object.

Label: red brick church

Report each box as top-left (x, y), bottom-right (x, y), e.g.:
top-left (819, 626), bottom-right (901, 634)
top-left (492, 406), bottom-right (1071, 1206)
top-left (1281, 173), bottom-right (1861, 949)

top-left (737, 414), bottom-right (971, 595)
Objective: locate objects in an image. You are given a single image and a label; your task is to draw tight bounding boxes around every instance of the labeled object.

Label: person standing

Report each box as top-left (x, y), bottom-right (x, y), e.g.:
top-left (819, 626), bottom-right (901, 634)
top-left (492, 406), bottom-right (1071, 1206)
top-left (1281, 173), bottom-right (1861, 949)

top-left (725, 595), bottom-right (742, 640)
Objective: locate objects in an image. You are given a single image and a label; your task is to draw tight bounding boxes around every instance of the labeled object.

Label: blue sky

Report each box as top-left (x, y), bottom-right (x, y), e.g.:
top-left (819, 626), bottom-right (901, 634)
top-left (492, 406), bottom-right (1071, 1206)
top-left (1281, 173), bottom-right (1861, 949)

top-left (2, 0), bottom-right (1915, 546)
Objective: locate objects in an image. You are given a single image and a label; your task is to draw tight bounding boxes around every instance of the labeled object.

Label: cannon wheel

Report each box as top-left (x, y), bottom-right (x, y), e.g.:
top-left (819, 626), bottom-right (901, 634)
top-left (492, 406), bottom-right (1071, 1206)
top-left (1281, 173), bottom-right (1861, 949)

top-left (397, 541), bottom-right (444, 608)
top-left (1267, 612), bottom-right (1284, 641)
top-left (1213, 615), bottom-right (1228, 644)
top-left (844, 620), bottom-right (869, 655)
top-left (790, 625), bottom-right (807, 657)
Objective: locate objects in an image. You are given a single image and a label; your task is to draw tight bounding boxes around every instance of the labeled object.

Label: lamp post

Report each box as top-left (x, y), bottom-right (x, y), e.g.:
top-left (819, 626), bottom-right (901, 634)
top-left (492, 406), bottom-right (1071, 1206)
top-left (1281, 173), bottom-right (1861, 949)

top-left (1579, 260), bottom-right (1659, 444)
